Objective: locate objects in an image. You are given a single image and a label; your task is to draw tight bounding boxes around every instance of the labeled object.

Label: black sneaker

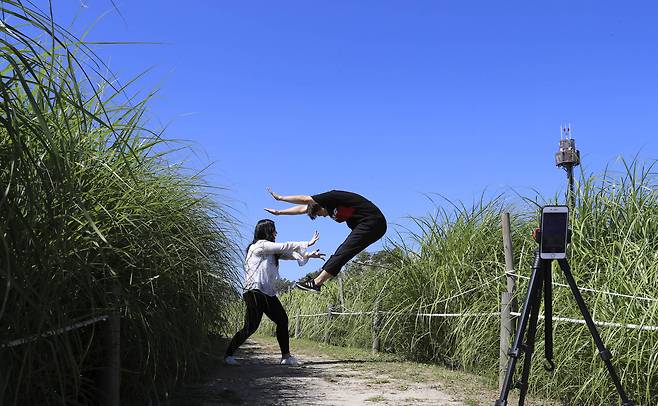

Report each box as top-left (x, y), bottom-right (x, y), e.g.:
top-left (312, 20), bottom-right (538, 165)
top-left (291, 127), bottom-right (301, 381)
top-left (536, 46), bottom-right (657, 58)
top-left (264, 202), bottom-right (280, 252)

top-left (295, 278), bottom-right (321, 293)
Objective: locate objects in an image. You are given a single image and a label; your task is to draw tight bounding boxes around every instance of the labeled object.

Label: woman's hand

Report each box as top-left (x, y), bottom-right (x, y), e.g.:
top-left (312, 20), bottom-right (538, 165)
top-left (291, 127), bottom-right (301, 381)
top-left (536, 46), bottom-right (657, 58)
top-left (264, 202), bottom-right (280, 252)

top-left (308, 230), bottom-right (319, 246)
top-left (306, 249), bottom-right (326, 260)
top-left (267, 187), bottom-right (283, 201)
top-left (264, 208), bottom-right (279, 215)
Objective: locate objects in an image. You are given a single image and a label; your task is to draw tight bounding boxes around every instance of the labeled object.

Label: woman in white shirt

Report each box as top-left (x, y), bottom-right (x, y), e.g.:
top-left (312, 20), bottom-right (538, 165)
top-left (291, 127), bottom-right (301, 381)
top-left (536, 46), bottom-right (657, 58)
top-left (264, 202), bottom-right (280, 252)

top-left (224, 219), bottom-right (324, 366)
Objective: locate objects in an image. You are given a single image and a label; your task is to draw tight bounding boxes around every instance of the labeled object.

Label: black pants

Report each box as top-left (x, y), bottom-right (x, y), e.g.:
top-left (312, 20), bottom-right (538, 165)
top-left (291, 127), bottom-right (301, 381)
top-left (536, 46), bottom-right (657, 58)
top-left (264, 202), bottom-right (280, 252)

top-left (322, 217), bottom-right (387, 276)
top-left (225, 289), bottom-right (289, 357)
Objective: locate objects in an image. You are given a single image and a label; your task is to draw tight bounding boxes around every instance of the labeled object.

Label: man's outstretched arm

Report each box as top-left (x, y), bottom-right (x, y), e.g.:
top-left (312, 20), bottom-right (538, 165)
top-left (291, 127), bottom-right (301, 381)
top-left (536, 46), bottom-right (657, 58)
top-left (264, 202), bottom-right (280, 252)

top-left (268, 187), bottom-right (314, 204)
top-left (264, 205), bottom-right (308, 216)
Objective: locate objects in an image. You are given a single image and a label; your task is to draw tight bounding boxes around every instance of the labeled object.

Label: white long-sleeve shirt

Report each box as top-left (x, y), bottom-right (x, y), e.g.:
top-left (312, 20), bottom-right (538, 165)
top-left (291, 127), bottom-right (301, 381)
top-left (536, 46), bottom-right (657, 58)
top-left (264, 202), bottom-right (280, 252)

top-left (243, 240), bottom-right (310, 296)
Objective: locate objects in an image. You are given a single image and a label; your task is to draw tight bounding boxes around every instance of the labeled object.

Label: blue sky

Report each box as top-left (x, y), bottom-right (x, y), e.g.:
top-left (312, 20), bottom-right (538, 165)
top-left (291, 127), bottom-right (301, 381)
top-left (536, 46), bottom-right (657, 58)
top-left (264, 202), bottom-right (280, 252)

top-left (45, 1), bottom-right (658, 281)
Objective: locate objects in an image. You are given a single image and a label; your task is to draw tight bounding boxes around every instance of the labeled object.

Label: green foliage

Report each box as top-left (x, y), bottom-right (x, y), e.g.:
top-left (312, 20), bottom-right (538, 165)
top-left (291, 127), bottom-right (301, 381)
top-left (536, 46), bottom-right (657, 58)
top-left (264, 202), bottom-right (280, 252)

top-left (274, 278), bottom-right (295, 294)
top-left (0, 2), bottom-right (239, 404)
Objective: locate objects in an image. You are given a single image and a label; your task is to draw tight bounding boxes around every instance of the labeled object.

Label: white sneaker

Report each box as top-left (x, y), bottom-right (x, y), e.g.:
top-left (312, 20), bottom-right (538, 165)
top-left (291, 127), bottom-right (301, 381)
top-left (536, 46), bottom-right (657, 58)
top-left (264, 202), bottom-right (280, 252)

top-left (280, 355), bottom-right (300, 365)
top-left (224, 356), bottom-right (239, 365)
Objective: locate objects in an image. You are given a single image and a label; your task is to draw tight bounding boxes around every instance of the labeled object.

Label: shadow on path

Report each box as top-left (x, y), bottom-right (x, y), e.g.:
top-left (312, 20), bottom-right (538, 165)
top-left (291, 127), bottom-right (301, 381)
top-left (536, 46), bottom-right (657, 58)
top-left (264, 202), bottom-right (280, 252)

top-left (302, 359), bottom-right (368, 366)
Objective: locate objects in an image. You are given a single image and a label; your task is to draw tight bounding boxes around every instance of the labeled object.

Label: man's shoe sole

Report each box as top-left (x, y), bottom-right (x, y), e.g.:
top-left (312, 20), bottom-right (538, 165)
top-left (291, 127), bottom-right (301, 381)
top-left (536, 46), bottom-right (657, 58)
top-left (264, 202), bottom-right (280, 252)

top-left (295, 283), bottom-right (321, 293)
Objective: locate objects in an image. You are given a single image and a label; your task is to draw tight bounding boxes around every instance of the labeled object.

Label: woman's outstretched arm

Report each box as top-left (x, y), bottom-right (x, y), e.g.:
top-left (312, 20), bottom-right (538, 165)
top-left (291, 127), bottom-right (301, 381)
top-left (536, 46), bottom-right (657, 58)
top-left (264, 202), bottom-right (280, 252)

top-left (258, 231), bottom-right (319, 255)
top-left (280, 249), bottom-right (326, 266)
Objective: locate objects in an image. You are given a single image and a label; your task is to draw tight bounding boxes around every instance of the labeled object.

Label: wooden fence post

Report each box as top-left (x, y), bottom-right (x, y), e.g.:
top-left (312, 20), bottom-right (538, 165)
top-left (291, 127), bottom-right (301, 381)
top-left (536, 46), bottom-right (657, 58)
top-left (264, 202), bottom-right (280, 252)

top-left (323, 304), bottom-right (333, 344)
top-left (499, 212), bottom-right (517, 392)
top-left (372, 301), bottom-right (381, 353)
top-left (294, 308), bottom-right (301, 339)
top-left (102, 282), bottom-right (121, 406)
top-left (338, 274), bottom-right (345, 310)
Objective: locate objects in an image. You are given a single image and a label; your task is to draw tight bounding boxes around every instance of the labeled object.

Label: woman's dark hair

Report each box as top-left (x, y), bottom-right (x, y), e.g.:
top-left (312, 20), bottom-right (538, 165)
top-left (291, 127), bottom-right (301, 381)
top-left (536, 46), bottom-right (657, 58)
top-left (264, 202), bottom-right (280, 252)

top-left (247, 219), bottom-right (280, 265)
top-left (307, 202), bottom-right (323, 220)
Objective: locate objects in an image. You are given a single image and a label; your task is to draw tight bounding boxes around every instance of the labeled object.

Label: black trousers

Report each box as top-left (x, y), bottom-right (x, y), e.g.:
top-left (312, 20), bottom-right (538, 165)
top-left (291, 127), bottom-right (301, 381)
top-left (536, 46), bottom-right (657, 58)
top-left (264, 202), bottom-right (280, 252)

top-left (322, 217), bottom-right (387, 276)
top-left (225, 289), bottom-right (289, 356)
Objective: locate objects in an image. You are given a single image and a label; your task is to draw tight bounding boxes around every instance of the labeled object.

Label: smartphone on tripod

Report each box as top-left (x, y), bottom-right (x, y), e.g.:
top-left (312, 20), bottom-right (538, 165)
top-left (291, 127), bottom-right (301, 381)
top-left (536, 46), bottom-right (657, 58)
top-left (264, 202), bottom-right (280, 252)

top-left (539, 205), bottom-right (569, 259)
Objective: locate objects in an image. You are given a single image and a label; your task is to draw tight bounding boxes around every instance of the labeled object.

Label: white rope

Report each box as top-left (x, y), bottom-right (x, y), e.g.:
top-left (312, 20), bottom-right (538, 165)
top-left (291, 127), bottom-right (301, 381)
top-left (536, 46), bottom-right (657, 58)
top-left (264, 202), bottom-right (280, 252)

top-left (1, 315), bottom-right (109, 349)
top-left (404, 312), bottom-right (499, 318)
top-left (298, 310), bottom-right (499, 318)
top-left (298, 309), bottom-right (658, 331)
top-left (510, 312), bottom-right (658, 332)
top-left (506, 271), bottom-right (658, 303)
top-left (331, 311), bottom-right (374, 316)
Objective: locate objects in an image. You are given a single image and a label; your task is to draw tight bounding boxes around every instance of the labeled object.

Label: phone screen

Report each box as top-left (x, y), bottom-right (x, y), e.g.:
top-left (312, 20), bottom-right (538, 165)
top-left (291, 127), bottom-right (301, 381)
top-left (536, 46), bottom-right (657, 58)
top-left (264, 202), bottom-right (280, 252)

top-left (541, 212), bottom-right (568, 255)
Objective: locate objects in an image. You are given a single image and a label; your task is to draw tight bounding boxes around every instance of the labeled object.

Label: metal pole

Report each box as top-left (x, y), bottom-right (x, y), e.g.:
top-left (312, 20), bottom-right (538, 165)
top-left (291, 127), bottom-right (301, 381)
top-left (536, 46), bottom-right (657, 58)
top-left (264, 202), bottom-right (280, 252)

top-left (567, 165), bottom-right (576, 209)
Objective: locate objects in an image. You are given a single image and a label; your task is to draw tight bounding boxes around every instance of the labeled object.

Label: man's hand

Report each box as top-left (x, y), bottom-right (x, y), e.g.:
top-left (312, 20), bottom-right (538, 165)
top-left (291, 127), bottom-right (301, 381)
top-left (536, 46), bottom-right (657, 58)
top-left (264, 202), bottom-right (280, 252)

top-left (306, 249), bottom-right (326, 260)
top-left (264, 208), bottom-right (279, 215)
top-left (308, 230), bottom-right (319, 246)
top-left (267, 187), bottom-right (283, 201)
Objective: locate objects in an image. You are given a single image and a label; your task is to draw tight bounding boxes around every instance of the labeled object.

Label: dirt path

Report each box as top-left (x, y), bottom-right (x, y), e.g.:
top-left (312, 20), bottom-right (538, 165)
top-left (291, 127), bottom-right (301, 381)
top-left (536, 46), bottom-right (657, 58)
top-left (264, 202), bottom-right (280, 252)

top-left (166, 337), bottom-right (558, 406)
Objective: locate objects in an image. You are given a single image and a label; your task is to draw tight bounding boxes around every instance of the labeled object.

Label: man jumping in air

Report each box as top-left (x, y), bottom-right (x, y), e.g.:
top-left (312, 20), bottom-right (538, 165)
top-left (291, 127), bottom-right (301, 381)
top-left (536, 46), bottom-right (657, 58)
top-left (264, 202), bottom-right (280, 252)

top-left (265, 188), bottom-right (387, 293)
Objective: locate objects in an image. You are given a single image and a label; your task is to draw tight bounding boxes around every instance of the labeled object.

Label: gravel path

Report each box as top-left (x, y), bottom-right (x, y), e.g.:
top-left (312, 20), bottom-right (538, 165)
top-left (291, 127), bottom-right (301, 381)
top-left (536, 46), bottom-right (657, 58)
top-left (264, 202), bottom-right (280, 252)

top-left (165, 337), bottom-right (558, 406)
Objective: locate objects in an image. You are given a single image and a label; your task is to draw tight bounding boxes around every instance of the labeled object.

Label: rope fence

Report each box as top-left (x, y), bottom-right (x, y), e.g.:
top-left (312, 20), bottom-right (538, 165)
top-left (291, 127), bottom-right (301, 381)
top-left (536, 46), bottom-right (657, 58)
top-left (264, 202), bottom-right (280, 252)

top-left (294, 308), bottom-right (658, 331)
top-left (510, 312), bottom-right (658, 332)
top-left (506, 270), bottom-right (658, 303)
top-left (292, 300), bottom-right (658, 362)
top-left (1, 312), bottom-right (120, 404)
top-left (1, 315), bottom-right (109, 349)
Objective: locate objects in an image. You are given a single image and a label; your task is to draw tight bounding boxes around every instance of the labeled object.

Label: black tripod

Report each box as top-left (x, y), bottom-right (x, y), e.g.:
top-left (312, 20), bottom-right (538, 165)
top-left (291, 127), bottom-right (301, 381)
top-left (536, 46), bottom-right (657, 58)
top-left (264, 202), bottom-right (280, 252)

top-left (495, 234), bottom-right (634, 406)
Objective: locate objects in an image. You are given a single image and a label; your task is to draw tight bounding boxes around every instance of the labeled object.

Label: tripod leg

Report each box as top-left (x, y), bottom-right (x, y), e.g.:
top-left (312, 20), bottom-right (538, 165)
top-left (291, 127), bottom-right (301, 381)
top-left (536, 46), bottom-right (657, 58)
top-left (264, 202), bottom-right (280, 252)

top-left (517, 260), bottom-right (545, 406)
top-left (543, 263), bottom-right (554, 371)
top-left (557, 259), bottom-right (634, 406)
top-left (496, 251), bottom-right (543, 406)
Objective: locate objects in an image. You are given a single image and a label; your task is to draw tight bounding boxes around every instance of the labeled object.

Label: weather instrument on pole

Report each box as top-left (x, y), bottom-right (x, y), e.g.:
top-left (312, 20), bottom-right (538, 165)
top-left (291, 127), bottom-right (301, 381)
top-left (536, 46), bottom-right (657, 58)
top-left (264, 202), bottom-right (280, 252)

top-left (555, 125), bottom-right (581, 208)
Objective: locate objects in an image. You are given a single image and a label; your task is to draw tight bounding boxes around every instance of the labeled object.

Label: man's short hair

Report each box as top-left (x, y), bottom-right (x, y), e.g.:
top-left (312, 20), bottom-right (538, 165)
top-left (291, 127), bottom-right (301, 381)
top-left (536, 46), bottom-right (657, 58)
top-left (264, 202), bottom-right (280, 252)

top-left (307, 202), bottom-right (323, 220)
